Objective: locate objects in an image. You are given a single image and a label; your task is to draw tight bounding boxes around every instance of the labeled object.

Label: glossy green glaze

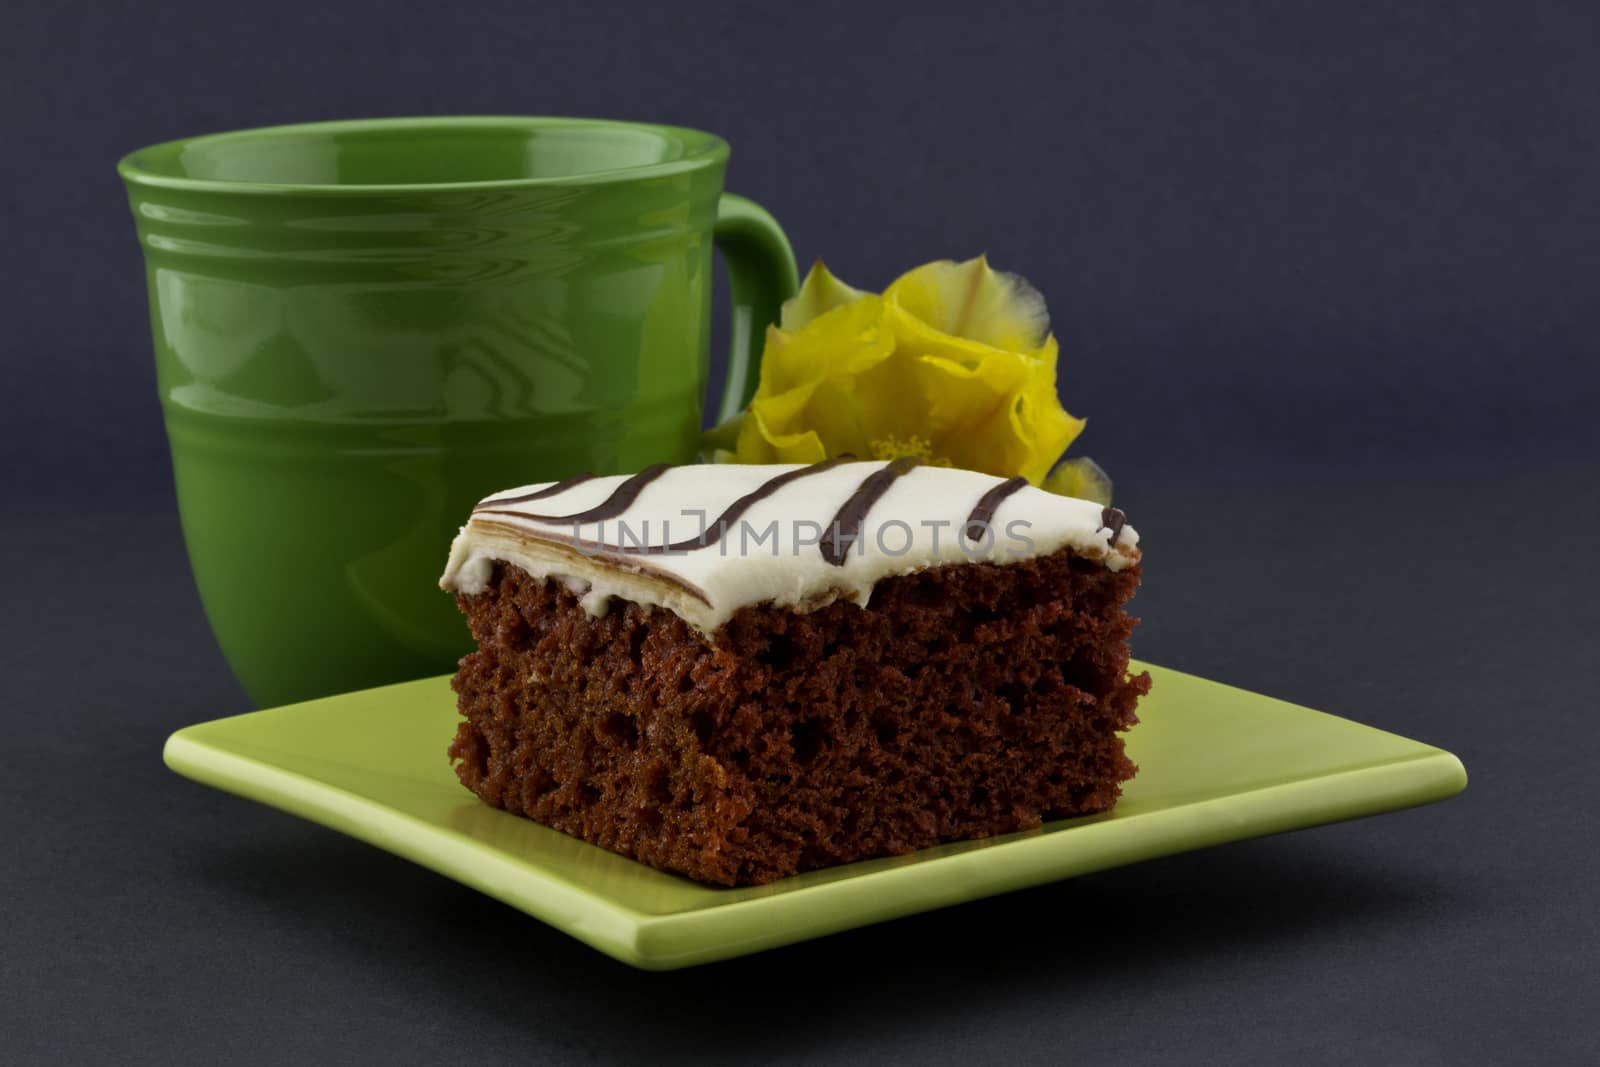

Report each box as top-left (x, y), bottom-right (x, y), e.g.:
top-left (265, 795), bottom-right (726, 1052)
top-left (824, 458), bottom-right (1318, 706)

top-left (121, 117), bottom-right (797, 707)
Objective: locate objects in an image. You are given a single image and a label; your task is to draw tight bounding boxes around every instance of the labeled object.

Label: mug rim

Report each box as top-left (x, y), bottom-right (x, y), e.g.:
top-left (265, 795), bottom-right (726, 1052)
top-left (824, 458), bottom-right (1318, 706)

top-left (117, 115), bottom-right (730, 195)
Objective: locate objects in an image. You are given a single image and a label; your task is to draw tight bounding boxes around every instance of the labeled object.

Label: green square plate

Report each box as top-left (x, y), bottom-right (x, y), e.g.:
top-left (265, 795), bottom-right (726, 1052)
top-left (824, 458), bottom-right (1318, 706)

top-left (163, 662), bottom-right (1466, 970)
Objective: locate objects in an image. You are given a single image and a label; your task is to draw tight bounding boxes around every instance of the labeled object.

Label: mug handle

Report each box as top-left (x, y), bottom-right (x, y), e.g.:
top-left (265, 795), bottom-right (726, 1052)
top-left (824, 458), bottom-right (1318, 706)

top-left (711, 193), bottom-right (799, 424)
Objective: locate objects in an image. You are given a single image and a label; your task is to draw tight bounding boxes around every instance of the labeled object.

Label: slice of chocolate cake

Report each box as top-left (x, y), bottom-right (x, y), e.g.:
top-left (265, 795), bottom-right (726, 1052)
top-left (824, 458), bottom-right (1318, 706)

top-left (439, 459), bottom-right (1149, 886)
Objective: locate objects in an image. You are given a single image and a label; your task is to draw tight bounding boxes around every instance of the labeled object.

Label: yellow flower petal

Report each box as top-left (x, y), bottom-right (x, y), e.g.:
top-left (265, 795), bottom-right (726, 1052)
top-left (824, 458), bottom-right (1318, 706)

top-left (933, 402), bottom-right (1034, 477)
top-left (731, 407), bottom-right (777, 463)
top-left (900, 332), bottom-right (1080, 482)
top-left (719, 255), bottom-right (1103, 495)
top-left (847, 354), bottom-right (928, 453)
top-left (797, 378), bottom-right (874, 458)
top-left (749, 378), bottom-right (820, 434)
top-left (760, 297), bottom-right (891, 397)
top-left (1012, 382), bottom-right (1086, 483)
top-left (1042, 455), bottom-right (1113, 505)
top-left (742, 376), bottom-right (874, 464)
top-left (741, 402), bottom-right (829, 464)
top-left (699, 410), bottom-right (744, 459)
top-left (908, 344), bottom-right (1032, 434)
top-left (780, 260), bottom-right (870, 331)
top-left (884, 255), bottom-right (1050, 352)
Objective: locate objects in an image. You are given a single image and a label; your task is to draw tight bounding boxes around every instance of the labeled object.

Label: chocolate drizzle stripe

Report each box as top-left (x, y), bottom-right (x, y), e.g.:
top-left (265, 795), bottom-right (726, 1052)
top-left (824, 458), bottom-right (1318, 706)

top-left (474, 471), bottom-right (598, 511)
top-left (963, 477), bottom-right (1028, 541)
top-left (478, 458), bottom-right (858, 557)
top-left (1099, 506), bottom-right (1127, 548)
top-left (638, 457), bottom-right (851, 554)
top-left (487, 463), bottom-right (672, 524)
top-left (821, 457), bottom-right (920, 566)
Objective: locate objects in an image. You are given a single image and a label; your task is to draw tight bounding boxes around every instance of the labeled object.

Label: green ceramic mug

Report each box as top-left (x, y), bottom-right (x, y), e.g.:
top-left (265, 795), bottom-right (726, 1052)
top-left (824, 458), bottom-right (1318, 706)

top-left (119, 116), bottom-right (797, 707)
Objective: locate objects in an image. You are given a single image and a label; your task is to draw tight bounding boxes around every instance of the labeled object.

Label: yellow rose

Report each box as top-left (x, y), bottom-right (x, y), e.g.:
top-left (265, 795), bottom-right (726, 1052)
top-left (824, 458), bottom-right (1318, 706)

top-left (704, 256), bottom-right (1112, 503)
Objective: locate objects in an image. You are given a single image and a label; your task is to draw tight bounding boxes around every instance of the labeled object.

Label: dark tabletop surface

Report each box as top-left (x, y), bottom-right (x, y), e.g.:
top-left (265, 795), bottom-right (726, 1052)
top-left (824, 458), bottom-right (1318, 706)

top-left (3, 463), bottom-right (1596, 1065)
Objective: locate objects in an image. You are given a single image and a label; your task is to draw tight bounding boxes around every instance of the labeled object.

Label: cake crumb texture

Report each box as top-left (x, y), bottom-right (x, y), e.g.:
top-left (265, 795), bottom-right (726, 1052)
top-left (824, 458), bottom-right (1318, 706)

top-left (449, 551), bottom-right (1150, 886)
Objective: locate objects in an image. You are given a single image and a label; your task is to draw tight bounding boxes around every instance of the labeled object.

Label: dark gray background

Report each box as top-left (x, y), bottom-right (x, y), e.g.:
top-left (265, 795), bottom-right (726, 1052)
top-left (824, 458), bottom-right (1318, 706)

top-left (5, 0), bottom-right (1599, 511)
top-left (4, 2), bottom-right (1597, 1063)
top-left (4, 467), bottom-right (1597, 1064)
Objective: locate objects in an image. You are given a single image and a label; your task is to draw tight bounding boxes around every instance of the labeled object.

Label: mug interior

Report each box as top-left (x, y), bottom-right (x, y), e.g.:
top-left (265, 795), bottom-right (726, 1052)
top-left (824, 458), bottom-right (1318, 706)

top-left (120, 117), bottom-right (724, 190)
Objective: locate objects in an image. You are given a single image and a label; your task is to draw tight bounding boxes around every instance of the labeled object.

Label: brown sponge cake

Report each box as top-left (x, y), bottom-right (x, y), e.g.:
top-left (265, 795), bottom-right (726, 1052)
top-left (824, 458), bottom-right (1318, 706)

top-left (441, 459), bottom-right (1149, 886)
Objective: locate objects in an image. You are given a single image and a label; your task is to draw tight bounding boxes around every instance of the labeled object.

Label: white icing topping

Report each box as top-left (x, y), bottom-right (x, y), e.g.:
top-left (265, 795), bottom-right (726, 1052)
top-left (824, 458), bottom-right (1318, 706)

top-left (439, 461), bottom-right (1140, 633)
